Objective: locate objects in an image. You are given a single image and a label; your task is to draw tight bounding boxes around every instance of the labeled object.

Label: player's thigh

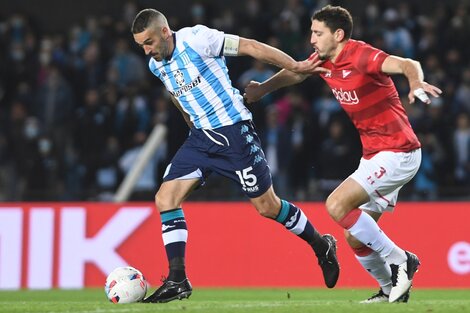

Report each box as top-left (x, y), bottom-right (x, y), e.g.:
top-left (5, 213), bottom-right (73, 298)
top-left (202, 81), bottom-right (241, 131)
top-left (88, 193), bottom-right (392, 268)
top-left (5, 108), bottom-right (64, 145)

top-left (155, 178), bottom-right (200, 212)
top-left (210, 121), bottom-right (273, 199)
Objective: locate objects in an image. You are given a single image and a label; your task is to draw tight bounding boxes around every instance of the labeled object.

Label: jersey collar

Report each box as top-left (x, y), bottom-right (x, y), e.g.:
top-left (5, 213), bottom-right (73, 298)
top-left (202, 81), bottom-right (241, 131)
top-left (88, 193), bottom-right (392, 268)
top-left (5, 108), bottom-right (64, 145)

top-left (164, 33), bottom-right (177, 62)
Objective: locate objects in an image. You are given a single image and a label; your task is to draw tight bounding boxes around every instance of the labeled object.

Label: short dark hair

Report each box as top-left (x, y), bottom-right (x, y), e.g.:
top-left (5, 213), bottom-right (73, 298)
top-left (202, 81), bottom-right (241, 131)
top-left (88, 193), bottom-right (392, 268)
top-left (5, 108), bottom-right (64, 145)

top-left (131, 9), bottom-right (163, 34)
top-left (312, 5), bottom-right (353, 40)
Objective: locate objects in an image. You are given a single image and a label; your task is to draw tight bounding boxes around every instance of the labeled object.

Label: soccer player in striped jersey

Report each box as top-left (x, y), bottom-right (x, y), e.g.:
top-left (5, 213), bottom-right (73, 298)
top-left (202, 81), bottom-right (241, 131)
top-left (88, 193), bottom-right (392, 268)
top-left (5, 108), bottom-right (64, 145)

top-left (131, 9), bottom-right (340, 303)
top-left (244, 5), bottom-right (442, 304)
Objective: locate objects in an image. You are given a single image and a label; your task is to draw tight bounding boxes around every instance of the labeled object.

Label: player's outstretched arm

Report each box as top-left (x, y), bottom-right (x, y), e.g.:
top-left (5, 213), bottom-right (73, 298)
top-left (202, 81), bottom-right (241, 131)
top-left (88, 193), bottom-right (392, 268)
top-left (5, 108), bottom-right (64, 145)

top-left (244, 69), bottom-right (308, 104)
top-left (237, 37), bottom-right (328, 75)
top-left (381, 55), bottom-right (442, 104)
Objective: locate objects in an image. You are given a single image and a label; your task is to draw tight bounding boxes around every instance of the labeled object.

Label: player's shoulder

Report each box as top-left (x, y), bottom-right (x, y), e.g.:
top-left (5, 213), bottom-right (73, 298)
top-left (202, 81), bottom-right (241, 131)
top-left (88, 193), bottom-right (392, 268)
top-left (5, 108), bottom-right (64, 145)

top-left (346, 39), bottom-right (386, 62)
top-left (177, 24), bottom-right (224, 57)
top-left (177, 25), bottom-right (216, 41)
top-left (347, 39), bottom-right (374, 51)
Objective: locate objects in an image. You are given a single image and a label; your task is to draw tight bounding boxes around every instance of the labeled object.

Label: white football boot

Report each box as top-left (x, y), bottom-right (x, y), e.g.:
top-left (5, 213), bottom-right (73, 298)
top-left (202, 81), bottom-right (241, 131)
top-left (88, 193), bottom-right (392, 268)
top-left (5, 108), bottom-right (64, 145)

top-left (389, 251), bottom-right (420, 303)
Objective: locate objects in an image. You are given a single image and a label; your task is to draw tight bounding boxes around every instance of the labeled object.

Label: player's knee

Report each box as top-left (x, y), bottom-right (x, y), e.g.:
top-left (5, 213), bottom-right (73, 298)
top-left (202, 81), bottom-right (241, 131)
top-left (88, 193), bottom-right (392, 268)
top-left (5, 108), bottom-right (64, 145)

top-left (254, 199), bottom-right (279, 219)
top-left (325, 195), bottom-right (346, 221)
top-left (251, 188), bottom-right (281, 219)
top-left (154, 191), bottom-right (175, 212)
top-left (256, 203), bottom-right (277, 219)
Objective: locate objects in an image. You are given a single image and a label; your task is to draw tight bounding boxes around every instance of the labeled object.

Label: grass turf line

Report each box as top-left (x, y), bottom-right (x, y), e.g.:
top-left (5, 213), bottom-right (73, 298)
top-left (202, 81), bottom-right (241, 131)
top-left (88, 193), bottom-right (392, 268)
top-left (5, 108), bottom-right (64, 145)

top-left (0, 288), bottom-right (469, 313)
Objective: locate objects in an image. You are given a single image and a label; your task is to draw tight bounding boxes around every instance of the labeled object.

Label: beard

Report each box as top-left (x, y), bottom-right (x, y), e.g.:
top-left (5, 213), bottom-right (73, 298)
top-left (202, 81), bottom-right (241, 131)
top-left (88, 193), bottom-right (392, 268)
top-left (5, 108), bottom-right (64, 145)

top-left (318, 53), bottom-right (328, 61)
top-left (152, 37), bottom-right (170, 61)
top-left (152, 54), bottom-right (163, 61)
top-left (161, 39), bottom-right (171, 61)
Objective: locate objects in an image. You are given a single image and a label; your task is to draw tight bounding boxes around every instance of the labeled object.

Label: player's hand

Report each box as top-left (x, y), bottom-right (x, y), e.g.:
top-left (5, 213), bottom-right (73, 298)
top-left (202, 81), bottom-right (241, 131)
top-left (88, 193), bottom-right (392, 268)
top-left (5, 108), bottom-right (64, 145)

top-left (409, 81), bottom-right (442, 104)
top-left (244, 81), bottom-right (264, 104)
top-left (292, 53), bottom-right (330, 75)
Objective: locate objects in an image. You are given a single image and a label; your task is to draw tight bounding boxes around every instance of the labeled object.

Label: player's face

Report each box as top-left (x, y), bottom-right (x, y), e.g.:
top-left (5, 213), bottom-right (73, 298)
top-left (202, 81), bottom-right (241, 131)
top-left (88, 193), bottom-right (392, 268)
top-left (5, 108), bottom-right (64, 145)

top-left (310, 20), bottom-right (338, 61)
top-left (133, 26), bottom-right (171, 61)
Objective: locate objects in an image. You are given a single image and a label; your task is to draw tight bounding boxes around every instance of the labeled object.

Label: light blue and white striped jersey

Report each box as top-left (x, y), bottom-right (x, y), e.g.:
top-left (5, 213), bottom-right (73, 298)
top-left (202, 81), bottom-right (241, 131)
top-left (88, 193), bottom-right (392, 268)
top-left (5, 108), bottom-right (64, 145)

top-left (148, 25), bottom-right (252, 130)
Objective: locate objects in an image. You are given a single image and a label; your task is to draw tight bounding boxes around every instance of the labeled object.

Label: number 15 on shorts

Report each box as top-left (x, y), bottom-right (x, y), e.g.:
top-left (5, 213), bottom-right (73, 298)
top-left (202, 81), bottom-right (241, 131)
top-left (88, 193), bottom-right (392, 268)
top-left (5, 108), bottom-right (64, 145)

top-left (236, 166), bottom-right (258, 192)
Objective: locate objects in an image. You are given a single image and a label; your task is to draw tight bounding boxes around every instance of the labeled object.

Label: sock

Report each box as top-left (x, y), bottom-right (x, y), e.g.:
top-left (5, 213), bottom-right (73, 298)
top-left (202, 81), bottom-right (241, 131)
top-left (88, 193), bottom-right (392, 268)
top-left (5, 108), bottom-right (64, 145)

top-left (161, 208), bottom-right (188, 282)
top-left (338, 209), bottom-right (406, 265)
top-left (353, 246), bottom-right (392, 295)
top-left (276, 200), bottom-right (328, 256)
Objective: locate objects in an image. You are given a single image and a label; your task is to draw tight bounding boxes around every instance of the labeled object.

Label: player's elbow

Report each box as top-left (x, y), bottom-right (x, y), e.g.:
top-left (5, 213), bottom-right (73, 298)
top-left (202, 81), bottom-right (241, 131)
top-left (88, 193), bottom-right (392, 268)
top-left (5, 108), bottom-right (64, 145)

top-left (238, 38), bottom-right (261, 57)
top-left (401, 58), bottom-right (420, 72)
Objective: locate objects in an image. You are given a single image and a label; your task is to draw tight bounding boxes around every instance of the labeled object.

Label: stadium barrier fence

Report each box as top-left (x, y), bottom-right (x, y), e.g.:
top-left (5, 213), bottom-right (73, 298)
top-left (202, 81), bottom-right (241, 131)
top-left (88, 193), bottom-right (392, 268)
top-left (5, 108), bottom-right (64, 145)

top-left (0, 202), bottom-right (468, 289)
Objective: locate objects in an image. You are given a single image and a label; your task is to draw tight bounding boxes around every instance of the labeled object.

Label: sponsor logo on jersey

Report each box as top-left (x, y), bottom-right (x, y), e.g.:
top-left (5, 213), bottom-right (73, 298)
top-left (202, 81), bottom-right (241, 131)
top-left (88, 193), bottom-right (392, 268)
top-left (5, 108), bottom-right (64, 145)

top-left (332, 87), bottom-right (359, 105)
top-left (170, 75), bottom-right (202, 97)
top-left (342, 70), bottom-right (352, 78)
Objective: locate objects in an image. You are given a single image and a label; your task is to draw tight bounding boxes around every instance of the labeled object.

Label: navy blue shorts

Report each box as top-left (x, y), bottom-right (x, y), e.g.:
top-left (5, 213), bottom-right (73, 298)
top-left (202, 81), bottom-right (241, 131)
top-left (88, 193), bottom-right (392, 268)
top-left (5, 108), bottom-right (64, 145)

top-left (163, 120), bottom-right (272, 198)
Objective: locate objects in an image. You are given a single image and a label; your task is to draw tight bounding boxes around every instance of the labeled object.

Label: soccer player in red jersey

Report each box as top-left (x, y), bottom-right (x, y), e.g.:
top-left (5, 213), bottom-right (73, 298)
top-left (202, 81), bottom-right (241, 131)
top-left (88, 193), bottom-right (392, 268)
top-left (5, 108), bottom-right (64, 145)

top-left (244, 5), bottom-right (441, 303)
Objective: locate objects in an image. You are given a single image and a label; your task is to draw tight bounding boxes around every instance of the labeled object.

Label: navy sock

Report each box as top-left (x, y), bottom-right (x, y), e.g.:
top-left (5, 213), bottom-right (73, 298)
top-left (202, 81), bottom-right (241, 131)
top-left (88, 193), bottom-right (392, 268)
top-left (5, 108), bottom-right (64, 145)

top-left (275, 200), bottom-right (328, 255)
top-left (161, 208), bottom-right (188, 281)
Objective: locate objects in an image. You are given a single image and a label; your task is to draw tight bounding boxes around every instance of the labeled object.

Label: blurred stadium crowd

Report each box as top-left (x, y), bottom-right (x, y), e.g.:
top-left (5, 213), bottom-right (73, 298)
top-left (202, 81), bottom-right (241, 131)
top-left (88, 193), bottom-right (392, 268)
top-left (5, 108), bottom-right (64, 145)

top-left (0, 0), bottom-right (469, 201)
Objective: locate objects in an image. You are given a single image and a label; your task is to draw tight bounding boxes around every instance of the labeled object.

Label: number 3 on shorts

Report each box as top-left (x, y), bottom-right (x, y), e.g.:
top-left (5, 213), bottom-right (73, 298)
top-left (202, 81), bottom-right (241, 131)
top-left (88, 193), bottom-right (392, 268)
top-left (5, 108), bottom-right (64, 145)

top-left (236, 166), bottom-right (258, 188)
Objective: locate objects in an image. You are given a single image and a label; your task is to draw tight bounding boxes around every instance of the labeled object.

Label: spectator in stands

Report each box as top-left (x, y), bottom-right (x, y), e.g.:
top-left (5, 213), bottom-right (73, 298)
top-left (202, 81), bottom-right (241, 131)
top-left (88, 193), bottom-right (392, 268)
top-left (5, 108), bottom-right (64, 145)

top-left (454, 112), bottom-right (470, 185)
top-left (114, 85), bottom-right (150, 152)
top-left (412, 132), bottom-right (443, 200)
top-left (107, 37), bottom-right (146, 90)
top-left (0, 1), bottom-right (470, 201)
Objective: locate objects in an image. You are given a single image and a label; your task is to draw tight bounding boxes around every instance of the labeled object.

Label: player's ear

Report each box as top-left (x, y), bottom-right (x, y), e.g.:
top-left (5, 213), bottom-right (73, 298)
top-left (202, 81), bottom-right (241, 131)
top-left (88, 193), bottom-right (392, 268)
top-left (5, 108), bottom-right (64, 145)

top-left (334, 29), bottom-right (345, 42)
top-left (162, 26), bottom-right (170, 39)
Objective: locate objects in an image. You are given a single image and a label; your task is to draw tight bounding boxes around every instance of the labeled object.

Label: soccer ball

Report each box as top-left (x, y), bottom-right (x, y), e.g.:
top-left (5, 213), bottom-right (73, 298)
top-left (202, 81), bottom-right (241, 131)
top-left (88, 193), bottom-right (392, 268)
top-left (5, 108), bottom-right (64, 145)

top-left (104, 266), bottom-right (148, 304)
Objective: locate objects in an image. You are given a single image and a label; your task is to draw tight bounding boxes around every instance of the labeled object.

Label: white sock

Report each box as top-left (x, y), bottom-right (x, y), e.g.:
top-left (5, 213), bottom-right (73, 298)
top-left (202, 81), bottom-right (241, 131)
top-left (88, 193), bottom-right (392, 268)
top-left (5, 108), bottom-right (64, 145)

top-left (348, 211), bottom-right (406, 264)
top-left (384, 247), bottom-right (407, 265)
top-left (356, 251), bottom-right (392, 295)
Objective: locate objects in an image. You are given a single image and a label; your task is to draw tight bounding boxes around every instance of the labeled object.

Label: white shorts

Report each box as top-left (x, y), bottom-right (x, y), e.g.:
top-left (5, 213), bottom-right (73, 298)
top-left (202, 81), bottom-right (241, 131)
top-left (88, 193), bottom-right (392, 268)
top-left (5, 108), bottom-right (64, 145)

top-left (349, 149), bottom-right (421, 213)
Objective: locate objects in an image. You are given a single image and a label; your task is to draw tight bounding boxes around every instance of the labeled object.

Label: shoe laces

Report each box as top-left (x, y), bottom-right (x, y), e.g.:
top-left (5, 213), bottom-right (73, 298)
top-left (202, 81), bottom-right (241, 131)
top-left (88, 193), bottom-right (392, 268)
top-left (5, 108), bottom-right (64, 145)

top-left (368, 289), bottom-right (388, 300)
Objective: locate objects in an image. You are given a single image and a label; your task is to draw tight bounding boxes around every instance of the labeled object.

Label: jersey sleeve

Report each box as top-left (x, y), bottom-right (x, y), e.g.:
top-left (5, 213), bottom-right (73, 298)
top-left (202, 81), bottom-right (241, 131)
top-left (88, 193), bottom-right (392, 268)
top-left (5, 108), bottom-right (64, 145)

top-left (354, 43), bottom-right (389, 74)
top-left (189, 24), bottom-right (225, 58)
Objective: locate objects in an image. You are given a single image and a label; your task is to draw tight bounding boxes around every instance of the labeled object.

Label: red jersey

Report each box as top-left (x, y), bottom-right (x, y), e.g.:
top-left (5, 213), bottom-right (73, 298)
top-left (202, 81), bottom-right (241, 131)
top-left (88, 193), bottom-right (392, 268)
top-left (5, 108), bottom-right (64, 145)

top-left (314, 39), bottom-right (420, 158)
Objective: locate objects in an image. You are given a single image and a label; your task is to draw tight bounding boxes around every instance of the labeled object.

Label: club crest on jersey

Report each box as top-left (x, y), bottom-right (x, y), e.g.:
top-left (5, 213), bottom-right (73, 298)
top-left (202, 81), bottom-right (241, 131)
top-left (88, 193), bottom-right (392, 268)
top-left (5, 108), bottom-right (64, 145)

top-left (332, 87), bottom-right (359, 105)
top-left (342, 70), bottom-right (352, 78)
top-left (174, 70), bottom-right (185, 87)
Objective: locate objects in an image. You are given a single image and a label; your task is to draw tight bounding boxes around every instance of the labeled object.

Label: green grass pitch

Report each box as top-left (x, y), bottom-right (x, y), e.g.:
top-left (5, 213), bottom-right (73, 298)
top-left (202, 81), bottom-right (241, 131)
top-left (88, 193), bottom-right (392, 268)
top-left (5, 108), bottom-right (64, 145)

top-left (1, 288), bottom-right (469, 313)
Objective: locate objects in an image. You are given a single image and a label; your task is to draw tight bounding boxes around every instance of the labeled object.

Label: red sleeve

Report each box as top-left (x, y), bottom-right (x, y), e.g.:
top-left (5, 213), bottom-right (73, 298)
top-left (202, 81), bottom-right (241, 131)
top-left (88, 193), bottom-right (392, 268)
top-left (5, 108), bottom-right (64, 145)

top-left (354, 43), bottom-right (389, 74)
